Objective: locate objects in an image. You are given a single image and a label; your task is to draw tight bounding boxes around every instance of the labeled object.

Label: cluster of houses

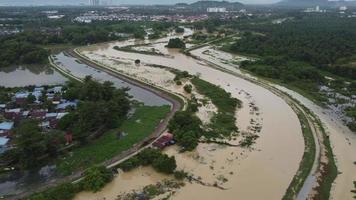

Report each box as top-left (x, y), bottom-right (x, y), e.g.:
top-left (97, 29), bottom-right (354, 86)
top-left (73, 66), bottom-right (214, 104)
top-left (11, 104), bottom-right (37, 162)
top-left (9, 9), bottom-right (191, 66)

top-left (0, 86), bottom-right (78, 153)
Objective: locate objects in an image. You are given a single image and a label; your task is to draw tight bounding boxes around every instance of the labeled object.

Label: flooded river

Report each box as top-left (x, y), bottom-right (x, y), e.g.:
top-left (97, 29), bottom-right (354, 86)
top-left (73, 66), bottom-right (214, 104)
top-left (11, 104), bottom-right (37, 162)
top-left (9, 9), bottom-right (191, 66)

top-left (192, 46), bottom-right (356, 200)
top-left (75, 32), bottom-right (305, 199)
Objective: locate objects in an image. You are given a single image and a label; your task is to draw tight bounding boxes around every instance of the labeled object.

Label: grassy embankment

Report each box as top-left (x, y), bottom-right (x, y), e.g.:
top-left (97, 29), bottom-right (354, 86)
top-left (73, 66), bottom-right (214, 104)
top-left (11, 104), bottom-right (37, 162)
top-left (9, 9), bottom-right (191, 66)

top-left (282, 109), bottom-right (316, 199)
top-left (312, 117), bottom-right (338, 200)
top-left (56, 105), bottom-right (170, 175)
top-left (113, 45), bottom-right (165, 56)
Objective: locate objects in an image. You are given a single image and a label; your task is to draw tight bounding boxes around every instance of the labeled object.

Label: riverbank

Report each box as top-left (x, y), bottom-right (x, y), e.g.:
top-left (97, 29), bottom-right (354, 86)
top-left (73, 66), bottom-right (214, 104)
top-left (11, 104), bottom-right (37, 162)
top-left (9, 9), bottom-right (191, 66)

top-left (5, 50), bottom-right (184, 199)
top-left (188, 46), bottom-right (339, 199)
top-left (76, 37), bottom-right (304, 199)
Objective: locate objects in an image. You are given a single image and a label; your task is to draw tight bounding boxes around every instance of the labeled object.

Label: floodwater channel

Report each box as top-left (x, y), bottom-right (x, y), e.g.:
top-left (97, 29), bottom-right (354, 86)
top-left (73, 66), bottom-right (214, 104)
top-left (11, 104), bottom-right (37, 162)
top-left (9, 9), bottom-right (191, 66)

top-left (75, 30), bottom-right (305, 200)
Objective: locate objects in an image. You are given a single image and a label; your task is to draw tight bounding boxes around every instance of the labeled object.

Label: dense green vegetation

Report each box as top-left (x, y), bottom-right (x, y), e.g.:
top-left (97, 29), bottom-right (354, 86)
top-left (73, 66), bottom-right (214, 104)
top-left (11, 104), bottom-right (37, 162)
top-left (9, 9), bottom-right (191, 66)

top-left (27, 165), bottom-right (112, 200)
top-left (240, 58), bottom-right (327, 103)
top-left (0, 120), bottom-right (64, 169)
top-left (59, 76), bottom-right (130, 141)
top-left (0, 20), bottom-right (176, 68)
top-left (191, 77), bottom-right (241, 138)
top-left (167, 75), bottom-right (241, 151)
top-left (175, 27), bottom-right (185, 33)
top-left (27, 182), bottom-right (82, 200)
top-left (118, 148), bottom-right (177, 174)
top-left (220, 16), bottom-right (356, 114)
top-left (57, 105), bottom-right (170, 175)
top-left (225, 17), bottom-right (356, 84)
top-left (0, 38), bottom-right (49, 67)
top-left (168, 111), bottom-right (203, 151)
top-left (82, 166), bottom-right (113, 192)
top-left (313, 123), bottom-right (338, 200)
top-left (345, 106), bottom-right (356, 132)
top-left (166, 38), bottom-right (186, 49)
top-left (113, 45), bottom-right (164, 56)
top-left (228, 17), bottom-right (356, 79)
top-left (0, 77), bottom-right (131, 170)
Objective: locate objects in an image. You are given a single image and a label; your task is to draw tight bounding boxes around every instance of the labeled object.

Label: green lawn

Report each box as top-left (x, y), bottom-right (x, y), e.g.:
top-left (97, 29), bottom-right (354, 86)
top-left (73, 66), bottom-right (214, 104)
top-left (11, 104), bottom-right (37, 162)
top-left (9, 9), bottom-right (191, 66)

top-left (56, 105), bottom-right (171, 175)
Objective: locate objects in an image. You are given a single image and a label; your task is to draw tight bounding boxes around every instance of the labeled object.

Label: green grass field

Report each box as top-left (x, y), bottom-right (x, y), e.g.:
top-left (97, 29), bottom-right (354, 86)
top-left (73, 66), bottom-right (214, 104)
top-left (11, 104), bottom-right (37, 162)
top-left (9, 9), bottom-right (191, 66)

top-left (56, 105), bottom-right (170, 175)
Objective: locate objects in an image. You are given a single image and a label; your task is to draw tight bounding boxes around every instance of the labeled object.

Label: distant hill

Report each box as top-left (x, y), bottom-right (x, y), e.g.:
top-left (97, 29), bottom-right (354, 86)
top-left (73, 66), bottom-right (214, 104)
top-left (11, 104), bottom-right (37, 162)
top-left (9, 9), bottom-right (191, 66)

top-left (276, 0), bottom-right (356, 7)
top-left (176, 1), bottom-right (244, 10)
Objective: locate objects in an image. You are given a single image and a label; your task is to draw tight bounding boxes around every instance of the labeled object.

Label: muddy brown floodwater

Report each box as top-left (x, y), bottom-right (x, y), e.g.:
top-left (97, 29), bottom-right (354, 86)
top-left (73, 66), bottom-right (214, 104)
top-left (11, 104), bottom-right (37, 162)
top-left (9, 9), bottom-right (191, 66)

top-left (193, 46), bottom-right (356, 200)
top-left (74, 34), bottom-right (304, 200)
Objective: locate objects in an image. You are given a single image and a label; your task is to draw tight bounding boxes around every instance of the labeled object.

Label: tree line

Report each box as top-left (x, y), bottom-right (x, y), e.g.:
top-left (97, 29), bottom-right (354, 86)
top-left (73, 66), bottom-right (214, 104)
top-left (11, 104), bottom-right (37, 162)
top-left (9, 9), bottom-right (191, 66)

top-left (228, 16), bottom-right (356, 79)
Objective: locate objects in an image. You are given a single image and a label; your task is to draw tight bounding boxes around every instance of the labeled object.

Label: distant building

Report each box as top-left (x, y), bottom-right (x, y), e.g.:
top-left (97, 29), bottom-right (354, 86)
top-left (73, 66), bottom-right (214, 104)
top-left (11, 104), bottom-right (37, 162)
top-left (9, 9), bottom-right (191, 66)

top-left (207, 7), bottom-right (227, 13)
top-left (304, 5), bottom-right (326, 13)
top-left (340, 6), bottom-right (347, 11)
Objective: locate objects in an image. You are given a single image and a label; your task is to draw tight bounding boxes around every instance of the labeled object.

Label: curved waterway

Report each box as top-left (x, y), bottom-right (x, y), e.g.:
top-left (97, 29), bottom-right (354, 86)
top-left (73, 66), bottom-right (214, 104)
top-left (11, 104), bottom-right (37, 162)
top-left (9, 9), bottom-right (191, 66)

top-left (191, 46), bottom-right (356, 200)
top-left (76, 34), bottom-right (305, 199)
top-left (53, 52), bottom-right (170, 106)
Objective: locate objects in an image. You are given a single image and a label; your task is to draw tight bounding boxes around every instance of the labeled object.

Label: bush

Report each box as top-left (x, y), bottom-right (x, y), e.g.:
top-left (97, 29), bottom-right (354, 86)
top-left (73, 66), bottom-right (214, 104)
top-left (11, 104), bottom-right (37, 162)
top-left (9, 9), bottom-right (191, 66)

top-left (166, 38), bottom-right (186, 49)
top-left (183, 84), bottom-right (192, 93)
top-left (168, 111), bottom-right (203, 151)
top-left (174, 170), bottom-right (188, 180)
top-left (175, 27), bottom-right (185, 33)
top-left (27, 183), bottom-right (82, 200)
top-left (152, 154), bottom-right (177, 174)
top-left (82, 166), bottom-right (113, 192)
top-left (117, 148), bottom-right (177, 174)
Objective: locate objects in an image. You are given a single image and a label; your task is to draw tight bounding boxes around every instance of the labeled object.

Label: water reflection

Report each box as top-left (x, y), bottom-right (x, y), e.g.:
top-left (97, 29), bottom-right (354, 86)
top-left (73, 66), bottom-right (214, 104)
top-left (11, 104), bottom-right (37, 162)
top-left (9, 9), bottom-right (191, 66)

top-left (0, 65), bottom-right (67, 87)
top-left (53, 52), bottom-right (169, 106)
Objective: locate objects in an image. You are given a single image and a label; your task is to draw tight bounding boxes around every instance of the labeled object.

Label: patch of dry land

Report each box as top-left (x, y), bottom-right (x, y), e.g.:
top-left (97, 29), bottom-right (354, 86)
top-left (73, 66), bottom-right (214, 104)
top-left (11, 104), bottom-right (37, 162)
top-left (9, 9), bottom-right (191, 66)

top-left (74, 38), bottom-right (304, 200)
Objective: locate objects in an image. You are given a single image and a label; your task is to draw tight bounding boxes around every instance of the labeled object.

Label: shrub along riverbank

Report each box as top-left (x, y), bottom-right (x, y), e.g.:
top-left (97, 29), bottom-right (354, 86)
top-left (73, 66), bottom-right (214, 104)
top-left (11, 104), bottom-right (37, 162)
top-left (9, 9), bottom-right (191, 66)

top-left (117, 148), bottom-right (177, 174)
top-left (168, 73), bottom-right (242, 151)
top-left (27, 166), bottom-right (112, 200)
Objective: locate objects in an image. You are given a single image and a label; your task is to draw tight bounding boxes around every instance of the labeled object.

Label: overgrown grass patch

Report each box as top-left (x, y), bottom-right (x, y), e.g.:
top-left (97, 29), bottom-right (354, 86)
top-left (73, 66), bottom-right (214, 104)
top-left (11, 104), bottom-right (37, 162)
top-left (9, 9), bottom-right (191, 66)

top-left (282, 110), bottom-right (316, 200)
top-left (191, 77), bottom-right (241, 138)
top-left (56, 105), bottom-right (170, 175)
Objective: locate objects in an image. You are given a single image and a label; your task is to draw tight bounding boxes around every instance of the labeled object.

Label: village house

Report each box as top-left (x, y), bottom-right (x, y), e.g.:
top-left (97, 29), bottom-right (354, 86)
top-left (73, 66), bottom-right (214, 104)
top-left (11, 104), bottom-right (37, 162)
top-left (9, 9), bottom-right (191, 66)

top-left (4, 108), bottom-right (21, 120)
top-left (0, 85), bottom-right (77, 154)
top-left (152, 133), bottom-right (175, 149)
top-left (56, 100), bottom-right (78, 111)
top-left (0, 137), bottom-right (10, 154)
top-left (0, 121), bottom-right (14, 137)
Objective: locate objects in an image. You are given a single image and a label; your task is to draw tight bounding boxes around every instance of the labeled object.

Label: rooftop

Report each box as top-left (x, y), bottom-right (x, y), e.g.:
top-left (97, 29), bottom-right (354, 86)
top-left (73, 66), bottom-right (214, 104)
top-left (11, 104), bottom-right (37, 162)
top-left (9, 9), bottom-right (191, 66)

top-left (0, 137), bottom-right (9, 146)
top-left (0, 122), bottom-right (14, 130)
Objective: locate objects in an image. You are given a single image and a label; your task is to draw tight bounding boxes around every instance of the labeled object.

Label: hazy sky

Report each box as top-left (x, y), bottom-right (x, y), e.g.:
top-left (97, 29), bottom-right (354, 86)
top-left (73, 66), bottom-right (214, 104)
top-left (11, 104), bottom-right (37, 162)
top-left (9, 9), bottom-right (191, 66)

top-left (0, 0), bottom-right (280, 6)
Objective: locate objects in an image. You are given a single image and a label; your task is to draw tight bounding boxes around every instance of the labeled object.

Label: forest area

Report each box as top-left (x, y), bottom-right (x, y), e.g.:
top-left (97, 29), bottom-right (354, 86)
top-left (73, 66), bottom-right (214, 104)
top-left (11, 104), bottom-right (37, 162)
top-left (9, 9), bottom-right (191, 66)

top-left (0, 20), bottom-right (174, 68)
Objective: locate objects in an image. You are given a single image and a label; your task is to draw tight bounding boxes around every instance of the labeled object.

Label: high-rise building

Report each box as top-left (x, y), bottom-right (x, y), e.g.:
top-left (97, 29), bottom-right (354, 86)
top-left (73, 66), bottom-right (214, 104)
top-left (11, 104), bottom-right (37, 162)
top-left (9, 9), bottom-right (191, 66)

top-left (89, 0), bottom-right (100, 6)
top-left (207, 7), bottom-right (227, 13)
